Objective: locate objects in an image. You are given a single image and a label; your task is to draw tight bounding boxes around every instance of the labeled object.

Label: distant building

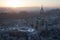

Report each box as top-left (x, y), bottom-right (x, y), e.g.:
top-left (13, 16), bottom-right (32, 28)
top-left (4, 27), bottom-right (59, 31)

top-left (40, 5), bottom-right (44, 13)
top-left (40, 5), bottom-right (45, 17)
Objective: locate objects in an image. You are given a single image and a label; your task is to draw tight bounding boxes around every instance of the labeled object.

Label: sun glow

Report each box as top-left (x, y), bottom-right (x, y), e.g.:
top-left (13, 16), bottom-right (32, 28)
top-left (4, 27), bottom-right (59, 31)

top-left (5, 0), bottom-right (25, 7)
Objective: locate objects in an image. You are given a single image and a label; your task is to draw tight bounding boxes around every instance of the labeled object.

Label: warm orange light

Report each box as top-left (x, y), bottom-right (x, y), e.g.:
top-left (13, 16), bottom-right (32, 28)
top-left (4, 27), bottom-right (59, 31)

top-left (5, 0), bottom-right (25, 7)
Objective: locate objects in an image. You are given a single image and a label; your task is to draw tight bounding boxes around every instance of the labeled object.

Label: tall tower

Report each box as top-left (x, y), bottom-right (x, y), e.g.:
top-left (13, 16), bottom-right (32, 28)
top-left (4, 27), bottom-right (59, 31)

top-left (40, 5), bottom-right (44, 14)
top-left (40, 5), bottom-right (44, 17)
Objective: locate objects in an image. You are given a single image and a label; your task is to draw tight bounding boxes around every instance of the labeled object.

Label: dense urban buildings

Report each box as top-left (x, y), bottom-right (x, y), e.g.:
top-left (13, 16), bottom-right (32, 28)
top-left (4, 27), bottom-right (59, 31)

top-left (0, 6), bottom-right (60, 40)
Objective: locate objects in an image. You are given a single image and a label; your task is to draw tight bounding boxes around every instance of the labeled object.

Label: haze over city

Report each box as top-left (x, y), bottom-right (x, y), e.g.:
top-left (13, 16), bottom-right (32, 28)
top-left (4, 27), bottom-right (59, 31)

top-left (0, 0), bottom-right (60, 40)
top-left (0, 0), bottom-right (60, 8)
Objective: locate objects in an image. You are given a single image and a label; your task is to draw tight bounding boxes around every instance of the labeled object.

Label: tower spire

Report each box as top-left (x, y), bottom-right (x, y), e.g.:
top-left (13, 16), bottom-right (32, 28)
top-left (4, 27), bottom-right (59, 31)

top-left (40, 5), bottom-right (44, 13)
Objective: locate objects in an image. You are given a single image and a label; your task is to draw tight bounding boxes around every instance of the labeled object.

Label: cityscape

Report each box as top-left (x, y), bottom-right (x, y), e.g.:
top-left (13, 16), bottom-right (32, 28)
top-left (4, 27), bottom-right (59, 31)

top-left (0, 0), bottom-right (60, 40)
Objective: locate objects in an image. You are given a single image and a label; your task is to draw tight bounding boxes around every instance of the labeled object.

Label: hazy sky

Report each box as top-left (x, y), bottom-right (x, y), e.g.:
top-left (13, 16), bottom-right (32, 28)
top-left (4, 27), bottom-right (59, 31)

top-left (0, 0), bottom-right (60, 7)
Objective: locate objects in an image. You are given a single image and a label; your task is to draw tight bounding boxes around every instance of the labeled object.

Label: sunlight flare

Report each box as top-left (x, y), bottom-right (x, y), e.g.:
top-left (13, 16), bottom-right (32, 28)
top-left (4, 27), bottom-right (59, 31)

top-left (5, 0), bottom-right (25, 7)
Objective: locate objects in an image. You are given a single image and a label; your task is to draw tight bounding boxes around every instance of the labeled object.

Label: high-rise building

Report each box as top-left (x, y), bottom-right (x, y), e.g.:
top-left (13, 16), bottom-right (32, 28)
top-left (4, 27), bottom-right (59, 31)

top-left (40, 5), bottom-right (44, 14)
top-left (40, 5), bottom-right (45, 17)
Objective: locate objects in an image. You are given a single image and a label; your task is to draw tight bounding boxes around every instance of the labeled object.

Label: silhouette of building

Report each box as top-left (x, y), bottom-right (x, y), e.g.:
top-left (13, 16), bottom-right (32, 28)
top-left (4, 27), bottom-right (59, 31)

top-left (40, 5), bottom-right (44, 13)
top-left (40, 5), bottom-right (44, 17)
